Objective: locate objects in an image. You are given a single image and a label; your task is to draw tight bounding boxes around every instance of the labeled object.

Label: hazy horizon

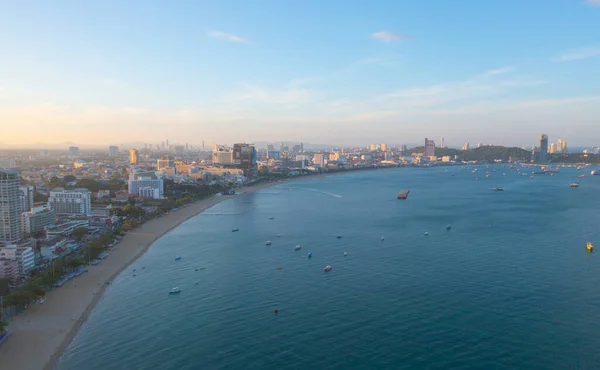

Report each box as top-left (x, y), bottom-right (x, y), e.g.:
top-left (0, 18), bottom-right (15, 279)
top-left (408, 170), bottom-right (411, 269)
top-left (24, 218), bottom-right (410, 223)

top-left (1, 0), bottom-right (599, 147)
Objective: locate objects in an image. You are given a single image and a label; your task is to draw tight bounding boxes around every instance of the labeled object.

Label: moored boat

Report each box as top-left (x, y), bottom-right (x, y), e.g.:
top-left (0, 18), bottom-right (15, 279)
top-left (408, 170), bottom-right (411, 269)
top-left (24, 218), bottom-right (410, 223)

top-left (587, 242), bottom-right (594, 252)
top-left (169, 287), bottom-right (181, 294)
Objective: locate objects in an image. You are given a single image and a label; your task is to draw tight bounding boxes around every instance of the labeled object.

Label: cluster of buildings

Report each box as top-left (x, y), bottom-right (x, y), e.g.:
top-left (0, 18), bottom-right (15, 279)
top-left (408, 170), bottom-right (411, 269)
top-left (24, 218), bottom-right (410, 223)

top-left (531, 134), bottom-right (568, 163)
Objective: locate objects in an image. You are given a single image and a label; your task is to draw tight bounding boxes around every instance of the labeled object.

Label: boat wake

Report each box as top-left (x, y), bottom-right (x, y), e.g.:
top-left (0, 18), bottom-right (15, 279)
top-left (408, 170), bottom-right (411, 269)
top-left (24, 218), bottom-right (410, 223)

top-left (306, 188), bottom-right (343, 198)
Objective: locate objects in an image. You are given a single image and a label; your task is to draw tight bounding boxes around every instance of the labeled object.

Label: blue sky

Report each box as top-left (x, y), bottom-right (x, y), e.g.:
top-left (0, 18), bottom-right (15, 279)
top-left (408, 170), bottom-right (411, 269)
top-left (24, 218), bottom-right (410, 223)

top-left (1, 0), bottom-right (599, 147)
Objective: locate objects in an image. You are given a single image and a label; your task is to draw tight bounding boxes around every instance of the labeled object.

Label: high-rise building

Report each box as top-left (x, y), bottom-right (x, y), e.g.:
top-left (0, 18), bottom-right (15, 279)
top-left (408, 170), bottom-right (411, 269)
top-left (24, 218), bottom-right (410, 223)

top-left (233, 143), bottom-right (257, 177)
top-left (174, 145), bottom-right (185, 155)
top-left (0, 158), bottom-right (17, 169)
top-left (128, 171), bottom-right (164, 199)
top-left (381, 143), bottom-right (388, 151)
top-left (557, 139), bottom-right (568, 153)
top-left (539, 134), bottom-right (548, 162)
top-left (19, 185), bottom-right (34, 212)
top-left (109, 146), bottom-right (119, 157)
top-left (157, 155), bottom-right (175, 170)
top-left (313, 153), bottom-right (326, 167)
top-left (440, 137), bottom-right (445, 148)
top-left (477, 143), bottom-right (483, 148)
top-left (462, 142), bottom-right (470, 151)
top-left (48, 188), bottom-right (92, 215)
top-left (0, 170), bottom-right (23, 245)
top-left (129, 149), bottom-right (139, 164)
top-left (424, 138), bottom-right (436, 157)
top-left (68, 146), bottom-right (80, 156)
top-left (401, 145), bottom-right (408, 153)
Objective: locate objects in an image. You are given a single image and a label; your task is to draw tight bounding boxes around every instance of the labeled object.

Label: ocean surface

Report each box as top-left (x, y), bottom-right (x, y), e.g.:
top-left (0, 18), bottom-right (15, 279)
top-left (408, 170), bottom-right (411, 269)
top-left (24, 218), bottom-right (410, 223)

top-left (59, 166), bottom-right (600, 370)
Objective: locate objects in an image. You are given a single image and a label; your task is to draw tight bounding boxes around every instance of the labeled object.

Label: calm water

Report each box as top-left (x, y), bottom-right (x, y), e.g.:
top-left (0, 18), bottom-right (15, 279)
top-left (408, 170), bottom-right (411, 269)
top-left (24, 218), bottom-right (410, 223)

top-left (59, 166), bottom-right (600, 370)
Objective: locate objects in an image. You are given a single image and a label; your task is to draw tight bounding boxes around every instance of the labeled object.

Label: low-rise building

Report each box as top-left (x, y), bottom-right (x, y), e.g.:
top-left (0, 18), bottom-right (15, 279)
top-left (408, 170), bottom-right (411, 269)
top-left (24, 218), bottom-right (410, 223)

top-left (46, 219), bottom-right (90, 238)
top-left (0, 244), bottom-right (35, 277)
top-left (0, 258), bottom-right (19, 280)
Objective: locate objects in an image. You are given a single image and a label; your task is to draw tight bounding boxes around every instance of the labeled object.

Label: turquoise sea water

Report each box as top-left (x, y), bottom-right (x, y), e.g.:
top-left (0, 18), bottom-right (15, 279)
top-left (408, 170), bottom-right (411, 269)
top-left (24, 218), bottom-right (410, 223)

top-left (59, 166), bottom-right (600, 370)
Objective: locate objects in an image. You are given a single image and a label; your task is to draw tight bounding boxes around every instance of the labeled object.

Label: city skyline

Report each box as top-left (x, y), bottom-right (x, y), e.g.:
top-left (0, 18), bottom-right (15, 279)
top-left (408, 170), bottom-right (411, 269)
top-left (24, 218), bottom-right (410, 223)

top-left (1, 1), bottom-right (599, 146)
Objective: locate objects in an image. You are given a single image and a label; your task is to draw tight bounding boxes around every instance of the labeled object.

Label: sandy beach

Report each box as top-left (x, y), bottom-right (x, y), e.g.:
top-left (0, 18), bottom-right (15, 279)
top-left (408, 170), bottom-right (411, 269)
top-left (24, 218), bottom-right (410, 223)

top-left (0, 181), bottom-right (283, 370)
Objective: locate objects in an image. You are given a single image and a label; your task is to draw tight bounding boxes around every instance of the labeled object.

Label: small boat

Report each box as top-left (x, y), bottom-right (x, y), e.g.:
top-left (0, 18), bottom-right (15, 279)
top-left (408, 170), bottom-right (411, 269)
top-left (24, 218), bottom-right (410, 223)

top-left (492, 187), bottom-right (503, 191)
top-left (446, 225), bottom-right (451, 231)
top-left (397, 189), bottom-right (410, 200)
top-left (169, 287), bottom-right (181, 294)
top-left (308, 252), bottom-right (312, 259)
top-left (269, 217), bottom-right (275, 220)
top-left (323, 265), bottom-right (333, 272)
top-left (578, 175), bottom-right (585, 178)
top-left (232, 228), bottom-right (240, 232)
top-left (336, 235), bottom-right (342, 239)
top-left (295, 245), bottom-right (302, 250)
top-left (424, 232), bottom-right (429, 236)
top-left (587, 242), bottom-right (594, 252)
top-left (174, 256), bottom-right (181, 261)
top-left (344, 252), bottom-right (347, 256)
top-left (266, 241), bottom-right (272, 246)
top-left (276, 234), bottom-right (282, 237)
top-left (381, 237), bottom-right (384, 241)
top-left (570, 183), bottom-right (580, 188)
top-left (592, 170), bottom-right (600, 176)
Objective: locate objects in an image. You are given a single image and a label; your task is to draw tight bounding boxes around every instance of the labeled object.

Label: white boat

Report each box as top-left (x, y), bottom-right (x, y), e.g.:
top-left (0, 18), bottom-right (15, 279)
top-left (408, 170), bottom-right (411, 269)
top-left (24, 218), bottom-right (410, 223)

top-left (324, 265), bottom-right (333, 272)
top-left (424, 232), bottom-right (429, 236)
top-left (174, 256), bottom-right (181, 261)
top-left (266, 241), bottom-right (272, 246)
top-left (295, 245), bottom-right (302, 250)
top-left (169, 287), bottom-right (181, 294)
top-left (592, 170), bottom-right (600, 176)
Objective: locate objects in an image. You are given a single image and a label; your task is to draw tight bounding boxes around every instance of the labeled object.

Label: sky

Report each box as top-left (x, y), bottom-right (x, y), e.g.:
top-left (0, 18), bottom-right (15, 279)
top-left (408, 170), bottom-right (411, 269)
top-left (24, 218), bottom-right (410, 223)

top-left (0, 0), bottom-right (599, 148)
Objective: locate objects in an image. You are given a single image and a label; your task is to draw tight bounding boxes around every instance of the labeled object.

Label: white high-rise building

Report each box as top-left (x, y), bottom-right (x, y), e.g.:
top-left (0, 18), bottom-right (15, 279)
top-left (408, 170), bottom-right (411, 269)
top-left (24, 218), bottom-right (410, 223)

top-left (19, 185), bottom-right (34, 212)
top-left (0, 158), bottom-right (17, 169)
top-left (440, 137), bottom-right (445, 148)
top-left (128, 171), bottom-right (164, 199)
top-left (0, 170), bottom-right (23, 245)
top-left (462, 142), bottom-right (470, 151)
top-left (48, 188), bottom-right (92, 215)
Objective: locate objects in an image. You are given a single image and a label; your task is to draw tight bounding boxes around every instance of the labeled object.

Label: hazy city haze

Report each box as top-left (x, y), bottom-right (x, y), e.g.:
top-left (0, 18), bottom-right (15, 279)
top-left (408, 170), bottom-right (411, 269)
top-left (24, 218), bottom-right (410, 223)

top-left (1, 0), bottom-right (599, 147)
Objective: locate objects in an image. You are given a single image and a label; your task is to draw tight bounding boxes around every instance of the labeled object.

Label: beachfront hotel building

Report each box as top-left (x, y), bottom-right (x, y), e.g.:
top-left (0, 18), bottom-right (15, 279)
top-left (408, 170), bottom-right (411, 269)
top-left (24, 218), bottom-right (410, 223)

top-left (48, 188), bottom-right (92, 215)
top-left (0, 170), bottom-right (23, 245)
top-left (22, 206), bottom-right (56, 235)
top-left (128, 171), bottom-right (164, 199)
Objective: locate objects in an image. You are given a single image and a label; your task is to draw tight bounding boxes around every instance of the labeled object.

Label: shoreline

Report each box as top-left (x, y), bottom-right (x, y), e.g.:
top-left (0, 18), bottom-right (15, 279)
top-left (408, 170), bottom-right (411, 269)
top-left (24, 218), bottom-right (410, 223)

top-left (0, 179), bottom-right (286, 370)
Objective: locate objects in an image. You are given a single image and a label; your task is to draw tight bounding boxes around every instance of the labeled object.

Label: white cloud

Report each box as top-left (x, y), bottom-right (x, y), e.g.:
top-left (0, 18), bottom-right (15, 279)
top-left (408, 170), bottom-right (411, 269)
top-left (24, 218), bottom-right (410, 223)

top-left (207, 30), bottom-right (251, 44)
top-left (370, 31), bottom-right (408, 42)
top-left (552, 46), bottom-right (600, 62)
top-left (218, 83), bottom-right (316, 109)
top-left (479, 66), bottom-right (514, 78)
top-left (586, 0), bottom-right (600, 7)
